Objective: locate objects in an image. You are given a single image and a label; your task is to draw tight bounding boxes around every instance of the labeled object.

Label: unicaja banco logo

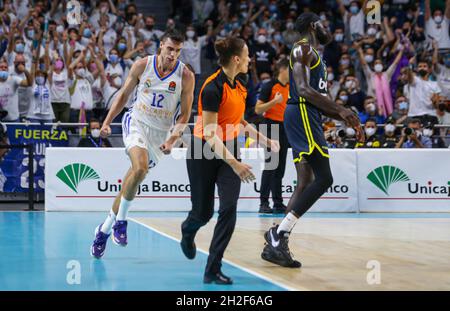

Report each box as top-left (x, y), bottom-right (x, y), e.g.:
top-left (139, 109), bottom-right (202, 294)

top-left (367, 165), bottom-right (410, 195)
top-left (57, 163), bottom-right (99, 193)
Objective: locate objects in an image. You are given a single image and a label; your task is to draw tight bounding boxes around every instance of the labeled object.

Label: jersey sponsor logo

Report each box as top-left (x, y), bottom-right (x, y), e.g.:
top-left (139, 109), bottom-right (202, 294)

top-left (168, 81), bottom-right (176, 93)
top-left (318, 77), bottom-right (327, 92)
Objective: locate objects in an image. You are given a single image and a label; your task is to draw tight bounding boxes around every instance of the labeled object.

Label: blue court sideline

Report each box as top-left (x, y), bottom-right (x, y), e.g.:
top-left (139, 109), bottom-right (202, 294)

top-left (0, 212), bottom-right (285, 291)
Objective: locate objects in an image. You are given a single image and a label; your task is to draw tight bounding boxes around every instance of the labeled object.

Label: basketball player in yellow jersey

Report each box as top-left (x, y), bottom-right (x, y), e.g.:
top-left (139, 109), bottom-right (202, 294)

top-left (91, 29), bottom-right (195, 258)
top-left (261, 13), bottom-right (364, 267)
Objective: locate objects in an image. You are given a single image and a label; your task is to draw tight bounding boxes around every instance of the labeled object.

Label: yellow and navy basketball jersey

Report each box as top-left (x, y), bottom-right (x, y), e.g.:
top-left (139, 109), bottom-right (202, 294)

top-left (284, 41), bottom-right (330, 162)
top-left (287, 44), bottom-right (328, 105)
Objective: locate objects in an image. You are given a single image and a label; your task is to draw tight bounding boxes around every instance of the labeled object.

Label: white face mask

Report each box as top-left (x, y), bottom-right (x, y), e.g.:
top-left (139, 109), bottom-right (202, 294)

top-left (340, 95), bottom-right (348, 102)
top-left (345, 80), bottom-right (355, 89)
top-left (434, 15), bottom-right (443, 24)
top-left (286, 22), bottom-right (294, 30)
top-left (365, 127), bottom-right (376, 137)
top-left (91, 129), bottom-right (101, 138)
top-left (76, 68), bottom-right (86, 77)
top-left (327, 72), bottom-right (334, 81)
top-left (335, 33), bottom-right (344, 42)
top-left (261, 78), bottom-right (271, 84)
top-left (365, 54), bottom-right (374, 63)
top-left (186, 30), bottom-right (195, 39)
top-left (385, 124), bottom-right (396, 134)
top-left (367, 103), bottom-right (376, 113)
top-left (257, 35), bottom-right (267, 44)
top-left (367, 27), bottom-right (377, 36)
top-left (423, 128), bottom-right (433, 137)
top-left (374, 63), bottom-right (383, 72)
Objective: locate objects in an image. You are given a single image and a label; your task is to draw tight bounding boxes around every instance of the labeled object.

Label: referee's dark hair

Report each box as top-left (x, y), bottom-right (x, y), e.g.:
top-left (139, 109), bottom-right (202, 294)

top-left (214, 37), bottom-right (246, 67)
top-left (274, 58), bottom-right (290, 76)
top-left (295, 12), bottom-right (320, 35)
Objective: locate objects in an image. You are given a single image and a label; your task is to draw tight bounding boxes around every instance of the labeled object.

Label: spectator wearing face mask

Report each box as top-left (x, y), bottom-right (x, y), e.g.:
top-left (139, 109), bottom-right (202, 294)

top-left (425, 0), bottom-right (450, 50)
top-left (403, 60), bottom-right (442, 126)
top-left (49, 55), bottom-right (71, 123)
top-left (431, 40), bottom-right (450, 101)
top-left (68, 50), bottom-right (94, 123)
top-left (380, 122), bottom-right (399, 148)
top-left (391, 96), bottom-right (410, 126)
top-left (89, 0), bottom-right (118, 30)
top-left (251, 28), bottom-right (276, 76)
top-left (422, 121), bottom-right (446, 148)
top-left (138, 15), bottom-right (164, 56)
top-left (358, 118), bottom-right (381, 148)
top-left (396, 119), bottom-right (432, 148)
top-left (86, 45), bottom-right (107, 121)
top-left (342, 75), bottom-right (366, 112)
top-left (10, 54), bottom-right (32, 120)
top-left (180, 25), bottom-right (212, 77)
top-left (323, 27), bottom-right (344, 75)
top-left (357, 42), bottom-right (405, 117)
top-left (282, 18), bottom-right (301, 50)
top-left (27, 53), bottom-right (55, 123)
top-left (98, 14), bottom-right (117, 55)
top-left (0, 58), bottom-right (32, 122)
top-left (358, 96), bottom-right (386, 125)
top-left (337, 0), bottom-right (369, 38)
top-left (103, 48), bottom-right (124, 109)
top-left (77, 118), bottom-right (112, 147)
top-left (338, 53), bottom-right (353, 77)
top-left (326, 66), bottom-right (340, 101)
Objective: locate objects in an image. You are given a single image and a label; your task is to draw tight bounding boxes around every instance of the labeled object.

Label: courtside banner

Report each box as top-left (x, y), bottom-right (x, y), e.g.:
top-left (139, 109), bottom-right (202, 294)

top-left (45, 148), bottom-right (357, 212)
top-left (357, 149), bottom-right (450, 212)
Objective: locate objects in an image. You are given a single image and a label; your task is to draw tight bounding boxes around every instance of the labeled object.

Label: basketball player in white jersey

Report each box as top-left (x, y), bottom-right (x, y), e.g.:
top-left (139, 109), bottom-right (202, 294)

top-left (91, 30), bottom-right (195, 258)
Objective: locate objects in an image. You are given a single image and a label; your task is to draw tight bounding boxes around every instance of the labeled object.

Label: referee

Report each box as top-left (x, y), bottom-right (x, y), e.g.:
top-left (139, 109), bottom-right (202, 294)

top-left (180, 37), bottom-right (279, 285)
top-left (255, 59), bottom-right (290, 214)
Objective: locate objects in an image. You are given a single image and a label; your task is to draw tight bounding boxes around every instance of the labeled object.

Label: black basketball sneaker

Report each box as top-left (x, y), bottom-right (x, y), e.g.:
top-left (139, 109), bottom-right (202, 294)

top-left (261, 224), bottom-right (301, 268)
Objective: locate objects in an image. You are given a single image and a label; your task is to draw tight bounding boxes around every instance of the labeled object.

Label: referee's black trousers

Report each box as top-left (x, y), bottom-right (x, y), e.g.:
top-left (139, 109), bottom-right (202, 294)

top-left (259, 118), bottom-right (289, 206)
top-left (182, 138), bottom-right (241, 275)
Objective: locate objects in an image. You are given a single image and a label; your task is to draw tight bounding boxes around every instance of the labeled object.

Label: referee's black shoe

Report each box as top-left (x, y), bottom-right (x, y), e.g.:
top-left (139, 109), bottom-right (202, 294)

top-left (180, 225), bottom-right (196, 260)
top-left (259, 202), bottom-right (272, 213)
top-left (261, 225), bottom-right (301, 268)
top-left (203, 271), bottom-right (233, 285)
top-left (273, 203), bottom-right (287, 214)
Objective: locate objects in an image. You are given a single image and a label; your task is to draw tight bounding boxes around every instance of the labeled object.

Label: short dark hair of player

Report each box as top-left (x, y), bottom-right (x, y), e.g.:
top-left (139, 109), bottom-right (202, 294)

top-left (160, 29), bottom-right (185, 44)
top-left (214, 37), bottom-right (246, 67)
top-left (295, 12), bottom-right (321, 36)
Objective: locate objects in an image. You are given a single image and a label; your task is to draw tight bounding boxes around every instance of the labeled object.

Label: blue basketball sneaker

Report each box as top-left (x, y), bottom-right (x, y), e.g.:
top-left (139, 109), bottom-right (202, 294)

top-left (112, 220), bottom-right (128, 246)
top-left (91, 224), bottom-right (110, 259)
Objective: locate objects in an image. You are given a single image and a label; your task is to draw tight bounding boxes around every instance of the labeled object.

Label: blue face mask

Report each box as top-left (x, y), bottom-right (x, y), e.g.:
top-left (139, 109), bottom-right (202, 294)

top-left (39, 63), bottom-right (46, 71)
top-left (350, 6), bottom-right (359, 14)
top-left (16, 43), bottom-right (25, 53)
top-left (269, 4), bottom-right (278, 13)
top-left (0, 71), bottom-right (9, 80)
top-left (83, 28), bottom-right (92, 38)
top-left (118, 43), bottom-right (127, 51)
top-left (399, 102), bottom-right (408, 110)
top-left (109, 54), bottom-right (119, 63)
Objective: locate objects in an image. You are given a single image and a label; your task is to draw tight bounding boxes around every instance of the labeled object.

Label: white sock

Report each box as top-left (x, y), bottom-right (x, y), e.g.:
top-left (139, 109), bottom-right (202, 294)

top-left (100, 209), bottom-right (116, 234)
top-left (277, 212), bottom-right (299, 235)
top-left (116, 196), bottom-right (132, 221)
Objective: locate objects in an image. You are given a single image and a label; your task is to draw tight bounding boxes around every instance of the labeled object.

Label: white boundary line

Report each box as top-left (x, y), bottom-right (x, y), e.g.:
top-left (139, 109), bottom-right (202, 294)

top-left (129, 218), bottom-right (299, 291)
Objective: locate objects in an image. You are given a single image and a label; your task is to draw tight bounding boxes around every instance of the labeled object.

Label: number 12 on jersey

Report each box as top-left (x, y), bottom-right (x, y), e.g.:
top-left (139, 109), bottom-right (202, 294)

top-left (151, 93), bottom-right (165, 108)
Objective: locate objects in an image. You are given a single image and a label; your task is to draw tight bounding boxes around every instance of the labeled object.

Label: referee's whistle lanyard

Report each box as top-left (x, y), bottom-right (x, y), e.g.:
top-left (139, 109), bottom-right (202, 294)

top-left (89, 136), bottom-right (102, 148)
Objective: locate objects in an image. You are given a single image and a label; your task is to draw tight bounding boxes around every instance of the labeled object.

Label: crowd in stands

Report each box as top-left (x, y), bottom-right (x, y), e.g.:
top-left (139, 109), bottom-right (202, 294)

top-left (0, 0), bottom-right (449, 148)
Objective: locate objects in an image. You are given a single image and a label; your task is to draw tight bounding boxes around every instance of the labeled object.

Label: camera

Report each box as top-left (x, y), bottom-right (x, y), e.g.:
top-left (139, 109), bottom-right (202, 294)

top-left (404, 127), bottom-right (413, 136)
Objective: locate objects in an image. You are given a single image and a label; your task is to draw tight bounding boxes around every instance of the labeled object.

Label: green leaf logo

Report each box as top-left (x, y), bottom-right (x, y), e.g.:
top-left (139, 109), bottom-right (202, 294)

top-left (56, 163), bottom-right (100, 193)
top-left (367, 166), bottom-right (410, 195)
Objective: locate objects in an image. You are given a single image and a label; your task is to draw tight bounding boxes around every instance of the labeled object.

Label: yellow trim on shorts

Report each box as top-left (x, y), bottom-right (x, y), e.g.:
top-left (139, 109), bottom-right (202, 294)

top-left (293, 103), bottom-right (330, 163)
